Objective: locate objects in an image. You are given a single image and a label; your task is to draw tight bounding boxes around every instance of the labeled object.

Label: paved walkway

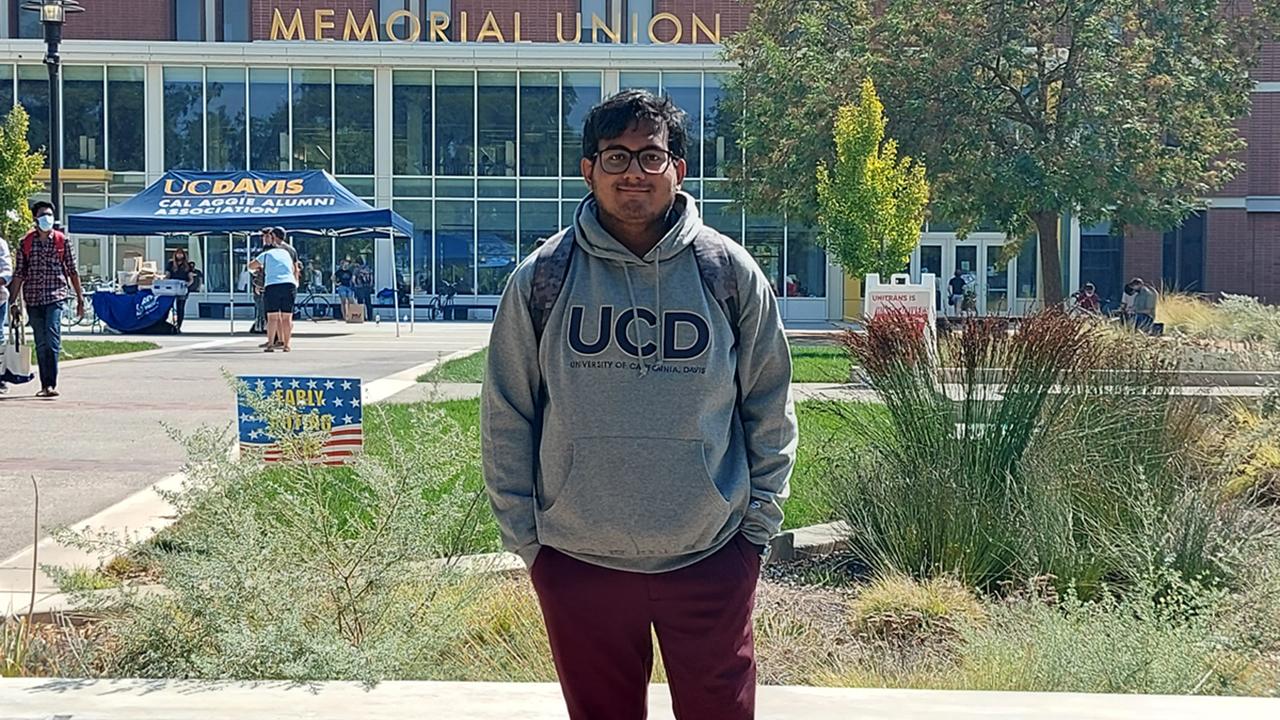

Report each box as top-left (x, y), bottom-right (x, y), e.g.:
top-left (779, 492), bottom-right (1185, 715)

top-left (2, 679), bottom-right (1277, 719)
top-left (1, 320), bottom-right (491, 613)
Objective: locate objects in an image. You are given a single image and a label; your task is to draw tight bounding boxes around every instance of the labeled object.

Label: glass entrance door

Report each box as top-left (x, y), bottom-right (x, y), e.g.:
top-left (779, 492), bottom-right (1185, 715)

top-left (917, 244), bottom-right (943, 311)
top-left (953, 246), bottom-right (978, 315)
top-left (983, 245), bottom-right (1010, 315)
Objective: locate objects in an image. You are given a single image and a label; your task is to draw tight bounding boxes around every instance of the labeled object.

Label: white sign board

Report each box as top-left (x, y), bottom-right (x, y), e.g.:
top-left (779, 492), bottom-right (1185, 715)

top-left (864, 273), bottom-right (937, 337)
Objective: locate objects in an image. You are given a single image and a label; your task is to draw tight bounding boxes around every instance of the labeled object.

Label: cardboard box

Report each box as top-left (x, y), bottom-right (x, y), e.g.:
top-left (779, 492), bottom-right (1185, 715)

top-left (344, 303), bottom-right (365, 323)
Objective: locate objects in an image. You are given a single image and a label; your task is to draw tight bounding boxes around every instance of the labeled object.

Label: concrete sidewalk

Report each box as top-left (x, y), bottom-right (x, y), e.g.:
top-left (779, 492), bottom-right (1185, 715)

top-left (2, 679), bottom-right (1277, 719)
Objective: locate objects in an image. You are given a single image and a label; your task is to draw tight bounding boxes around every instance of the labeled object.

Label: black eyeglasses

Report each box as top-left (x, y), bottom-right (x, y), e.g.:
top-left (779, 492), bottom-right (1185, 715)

top-left (590, 146), bottom-right (678, 175)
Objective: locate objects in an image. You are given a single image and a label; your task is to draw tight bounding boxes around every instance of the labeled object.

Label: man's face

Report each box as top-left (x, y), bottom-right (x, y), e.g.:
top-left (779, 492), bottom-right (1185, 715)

top-left (581, 121), bottom-right (686, 227)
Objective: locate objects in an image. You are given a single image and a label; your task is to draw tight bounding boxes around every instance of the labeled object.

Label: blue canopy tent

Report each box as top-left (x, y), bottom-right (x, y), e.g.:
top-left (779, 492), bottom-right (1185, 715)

top-left (68, 171), bottom-right (415, 336)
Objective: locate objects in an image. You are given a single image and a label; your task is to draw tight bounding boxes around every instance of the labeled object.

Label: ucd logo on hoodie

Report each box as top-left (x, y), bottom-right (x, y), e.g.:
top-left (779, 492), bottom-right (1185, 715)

top-left (568, 305), bottom-right (710, 361)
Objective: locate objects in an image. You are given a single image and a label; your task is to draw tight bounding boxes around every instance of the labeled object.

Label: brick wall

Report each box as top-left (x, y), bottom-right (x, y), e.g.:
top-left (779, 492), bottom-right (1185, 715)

top-left (1205, 209), bottom-right (1255, 296)
top-left (1248, 213), bottom-right (1280, 303)
top-left (1248, 93), bottom-right (1280, 197)
top-left (450, 0), bottom-right (576, 43)
top-left (653, 0), bottom-right (750, 44)
top-left (64, 0), bottom-right (171, 41)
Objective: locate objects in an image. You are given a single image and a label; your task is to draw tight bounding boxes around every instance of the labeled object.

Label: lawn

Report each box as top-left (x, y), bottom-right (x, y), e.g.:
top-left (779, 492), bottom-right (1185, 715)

top-left (45, 339), bottom-right (159, 363)
top-left (418, 344), bottom-right (856, 385)
top-left (418, 349), bottom-right (488, 383)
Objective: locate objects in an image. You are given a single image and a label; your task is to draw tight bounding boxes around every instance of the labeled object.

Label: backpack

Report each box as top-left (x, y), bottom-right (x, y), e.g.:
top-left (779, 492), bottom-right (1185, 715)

top-left (529, 225), bottom-right (741, 346)
top-left (20, 230), bottom-right (68, 264)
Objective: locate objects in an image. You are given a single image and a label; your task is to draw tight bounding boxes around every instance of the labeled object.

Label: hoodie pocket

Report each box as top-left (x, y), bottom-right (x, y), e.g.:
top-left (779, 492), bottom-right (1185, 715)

top-left (537, 436), bottom-right (733, 557)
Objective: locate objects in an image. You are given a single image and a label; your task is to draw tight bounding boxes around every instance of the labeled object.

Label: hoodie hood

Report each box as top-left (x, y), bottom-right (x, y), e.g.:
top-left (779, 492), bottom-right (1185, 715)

top-left (573, 190), bottom-right (703, 265)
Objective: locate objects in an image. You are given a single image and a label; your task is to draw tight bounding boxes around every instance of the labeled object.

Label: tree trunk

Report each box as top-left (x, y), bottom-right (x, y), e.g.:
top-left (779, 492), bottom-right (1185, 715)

top-left (1033, 211), bottom-right (1065, 306)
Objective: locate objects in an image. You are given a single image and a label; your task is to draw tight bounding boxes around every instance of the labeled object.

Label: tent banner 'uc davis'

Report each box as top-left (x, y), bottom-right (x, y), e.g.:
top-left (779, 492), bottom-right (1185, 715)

top-left (68, 171), bottom-right (413, 237)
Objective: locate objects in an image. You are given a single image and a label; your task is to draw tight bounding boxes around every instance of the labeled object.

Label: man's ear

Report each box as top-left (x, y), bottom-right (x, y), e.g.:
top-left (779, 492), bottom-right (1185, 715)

top-left (580, 157), bottom-right (594, 191)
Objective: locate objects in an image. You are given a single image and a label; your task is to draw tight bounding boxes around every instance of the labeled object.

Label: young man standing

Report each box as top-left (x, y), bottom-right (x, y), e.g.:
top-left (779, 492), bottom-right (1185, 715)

top-left (8, 201), bottom-right (84, 398)
top-left (482, 90), bottom-right (797, 719)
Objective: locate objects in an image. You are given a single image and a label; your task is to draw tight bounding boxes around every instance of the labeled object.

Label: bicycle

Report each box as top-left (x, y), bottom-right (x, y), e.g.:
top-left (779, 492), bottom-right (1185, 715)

top-left (293, 285), bottom-right (329, 323)
top-left (60, 293), bottom-right (101, 334)
top-left (425, 281), bottom-right (458, 320)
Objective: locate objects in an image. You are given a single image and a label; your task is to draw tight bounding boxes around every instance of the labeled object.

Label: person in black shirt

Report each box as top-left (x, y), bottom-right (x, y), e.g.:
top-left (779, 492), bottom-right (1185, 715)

top-left (947, 269), bottom-right (967, 317)
top-left (165, 247), bottom-right (194, 332)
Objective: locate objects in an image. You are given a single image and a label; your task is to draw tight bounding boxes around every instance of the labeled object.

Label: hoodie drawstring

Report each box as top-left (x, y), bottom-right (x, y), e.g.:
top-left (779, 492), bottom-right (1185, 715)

top-left (623, 264), bottom-right (646, 378)
top-left (622, 257), bottom-right (664, 378)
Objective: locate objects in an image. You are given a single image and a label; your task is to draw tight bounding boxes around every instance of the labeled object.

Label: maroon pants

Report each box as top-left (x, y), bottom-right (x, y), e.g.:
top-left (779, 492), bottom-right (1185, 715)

top-left (530, 533), bottom-right (761, 720)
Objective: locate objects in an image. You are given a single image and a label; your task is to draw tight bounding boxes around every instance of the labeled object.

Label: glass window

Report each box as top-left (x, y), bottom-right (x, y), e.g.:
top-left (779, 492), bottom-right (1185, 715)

top-left (562, 71), bottom-right (602, 175)
top-left (520, 202), bottom-right (560, 259)
top-left (394, 200), bottom-right (433, 293)
top-left (701, 202), bottom-right (741, 242)
top-left (478, 201), bottom-right (516, 294)
top-left (76, 237), bottom-right (103, 284)
top-left (1016, 241), bottom-right (1038, 299)
top-left (220, 0), bottom-right (251, 41)
top-left (249, 68), bottom-right (289, 171)
top-left (393, 70), bottom-right (432, 175)
top-left (787, 225), bottom-right (828, 298)
top-left (436, 200), bottom-right (474, 295)
top-left (203, 235), bottom-right (231, 293)
top-left (174, 0), bottom-right (205, 41)
top-left (293, 236), bottom-right (334, 292)
top-left (17, 65), bottom-right (49, 166)
top-left (335, 70), bottom-right (374, 175)
top-left (478, 72), bottom-right (515, 177)
top-left (628, 0), bottom-right (653, 44)
top-left (918, 244), bottom-right (944, 311)
top-left (107, 67), bottom-right (145, 172)
top-left (661, 72), bottom-right (701, 177)
top-left (336, 238), bottom-right (374, 283)
top-left (985, 246), bottom-right (1010, 313)
top-left (114, 237), bottom-right (147, 273)
top-left (63, 65), bottom-right (104, 170)
top-left (425, 0), bottom-right (453, 41)
top-left (704, 73), bottom-right (736, 179)
top-left (436, 71), bottom-right (474, 176)
top-left (380, 0), bottom-right (411, 40)
top-left (745, 213), bottom-right (783, 295)
top-left (0, 66), bottom-right (12, 111)
top-left (292, 68), bottom-right (332, 171)
top-left (205, 67), bottom-right (247, 171)
top-left (519, 72), bottom-right (559, 177)
top-left (17, 6), bottom-right (41, 38)
top-left (163, 66), bottom-right (203, 170)
top-left (619, 71), bottom-right (660, 93)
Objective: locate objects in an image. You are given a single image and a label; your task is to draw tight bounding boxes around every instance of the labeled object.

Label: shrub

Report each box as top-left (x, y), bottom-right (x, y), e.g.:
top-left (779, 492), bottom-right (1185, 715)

top-left (848, 575), bottom-right (985, 646)
top-left (54, 387), bottom-right (487, 682)
top-left (829, 309), bottom-right (1250, 597)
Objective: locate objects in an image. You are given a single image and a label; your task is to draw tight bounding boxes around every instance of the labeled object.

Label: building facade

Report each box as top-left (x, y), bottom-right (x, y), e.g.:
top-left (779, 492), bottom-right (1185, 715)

top-left (0, 0), bottom-right (1276, 322)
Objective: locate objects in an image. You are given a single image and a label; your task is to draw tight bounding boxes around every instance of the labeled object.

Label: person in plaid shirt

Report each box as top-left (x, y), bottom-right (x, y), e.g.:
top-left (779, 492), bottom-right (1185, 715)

top-left (8, 201), bottom-right (85, 398)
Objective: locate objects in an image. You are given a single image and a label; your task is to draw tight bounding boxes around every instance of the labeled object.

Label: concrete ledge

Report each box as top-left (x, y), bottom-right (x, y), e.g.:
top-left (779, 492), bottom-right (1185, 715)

top-left (769, 522), bottom-right (852, 564)
top-left (2, 679), bottom-right (1277, 719)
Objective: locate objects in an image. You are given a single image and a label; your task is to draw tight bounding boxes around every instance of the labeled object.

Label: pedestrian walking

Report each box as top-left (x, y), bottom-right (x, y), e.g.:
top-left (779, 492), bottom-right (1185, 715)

top-left (482, 89), bottom-right (797, 720)
top-left (0, 234), bottom-right (11, 394)
top-left (7, 201), bottom-right (85, 398)
top-left (353, 256), bottom-right (374, 320)
top-left (947, 268), bottom-right (966, 318)
top-left (248, 228), bottom-right (299, 352)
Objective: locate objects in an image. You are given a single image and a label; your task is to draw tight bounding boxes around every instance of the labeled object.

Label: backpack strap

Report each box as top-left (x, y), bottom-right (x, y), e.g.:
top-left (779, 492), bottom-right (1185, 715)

top-left (691, 230), bottom-right (741, 346)
top-left (19, 231), bottom-right (67, 262)
top-left (529, 226), bottom-right (576, 344)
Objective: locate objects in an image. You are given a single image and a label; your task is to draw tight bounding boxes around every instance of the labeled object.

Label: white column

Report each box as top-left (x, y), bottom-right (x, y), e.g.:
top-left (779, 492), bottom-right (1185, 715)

top-left (0, 1), bottom-right (10, 38)
top-left (825, 257), bottom-right (842, 322)
top-left (204, 0), bottom-right (217, 41)
top-left (373, 66), bottom-right (393, 209)
top-left (145, 64), bottom-right (165, 183)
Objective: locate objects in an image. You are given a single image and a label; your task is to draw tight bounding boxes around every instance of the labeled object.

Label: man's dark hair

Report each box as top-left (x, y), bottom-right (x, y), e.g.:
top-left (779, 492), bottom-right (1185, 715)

top-left (581, 89), bottom-right (688, 161)
top-left (31, 200), bottom-right (54, 215)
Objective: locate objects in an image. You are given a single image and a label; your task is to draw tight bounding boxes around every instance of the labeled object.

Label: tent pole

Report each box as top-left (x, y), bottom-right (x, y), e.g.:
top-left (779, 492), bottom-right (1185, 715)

top-left (391, 228), bottom-right (401, 339)
top-left (408, 227), bottom-right (415, 334)
top-left (228, 232), bottom-right (236, 336)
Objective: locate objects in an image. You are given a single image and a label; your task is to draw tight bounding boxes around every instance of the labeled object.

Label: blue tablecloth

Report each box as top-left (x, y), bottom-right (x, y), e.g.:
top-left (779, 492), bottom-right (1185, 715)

top-left (93, 289), bottom-right (175, 333)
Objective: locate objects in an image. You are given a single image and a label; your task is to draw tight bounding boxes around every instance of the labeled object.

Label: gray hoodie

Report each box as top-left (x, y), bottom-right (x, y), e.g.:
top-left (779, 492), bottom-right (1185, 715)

top-left (482, 191), bottom-right (797, 574)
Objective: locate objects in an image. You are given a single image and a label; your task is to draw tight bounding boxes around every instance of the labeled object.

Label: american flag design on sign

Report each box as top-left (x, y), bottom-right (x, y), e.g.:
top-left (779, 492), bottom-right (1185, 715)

top-left (237, 376), bottom-right (363, 466)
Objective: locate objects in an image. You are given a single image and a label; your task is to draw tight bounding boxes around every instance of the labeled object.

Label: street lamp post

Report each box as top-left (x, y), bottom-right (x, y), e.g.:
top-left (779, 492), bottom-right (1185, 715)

top-left (22, 0), bottom-right (84, 223)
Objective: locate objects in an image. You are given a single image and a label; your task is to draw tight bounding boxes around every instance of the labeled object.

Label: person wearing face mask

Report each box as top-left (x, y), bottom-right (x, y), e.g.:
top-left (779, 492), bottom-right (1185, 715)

top-left (165, 246), bottom-right (194, 332)
top-left (8, 201), bottom-right (84, 399)
top-left (482, 90), bottom-right (796, 720)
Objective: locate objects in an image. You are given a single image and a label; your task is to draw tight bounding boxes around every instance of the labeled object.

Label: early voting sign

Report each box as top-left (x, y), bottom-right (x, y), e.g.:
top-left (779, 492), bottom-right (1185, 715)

top-left (237, 375), bottom-right (363, 465)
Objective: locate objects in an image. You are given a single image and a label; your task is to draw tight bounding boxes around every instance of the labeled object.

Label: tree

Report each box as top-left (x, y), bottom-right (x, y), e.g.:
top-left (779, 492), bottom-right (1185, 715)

top-left (816, 79), bottom-right (930, 279)
top-left (0, 105), bottom-right (45, 247)
top-left (726, 0), bottom-right (1277, 303)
